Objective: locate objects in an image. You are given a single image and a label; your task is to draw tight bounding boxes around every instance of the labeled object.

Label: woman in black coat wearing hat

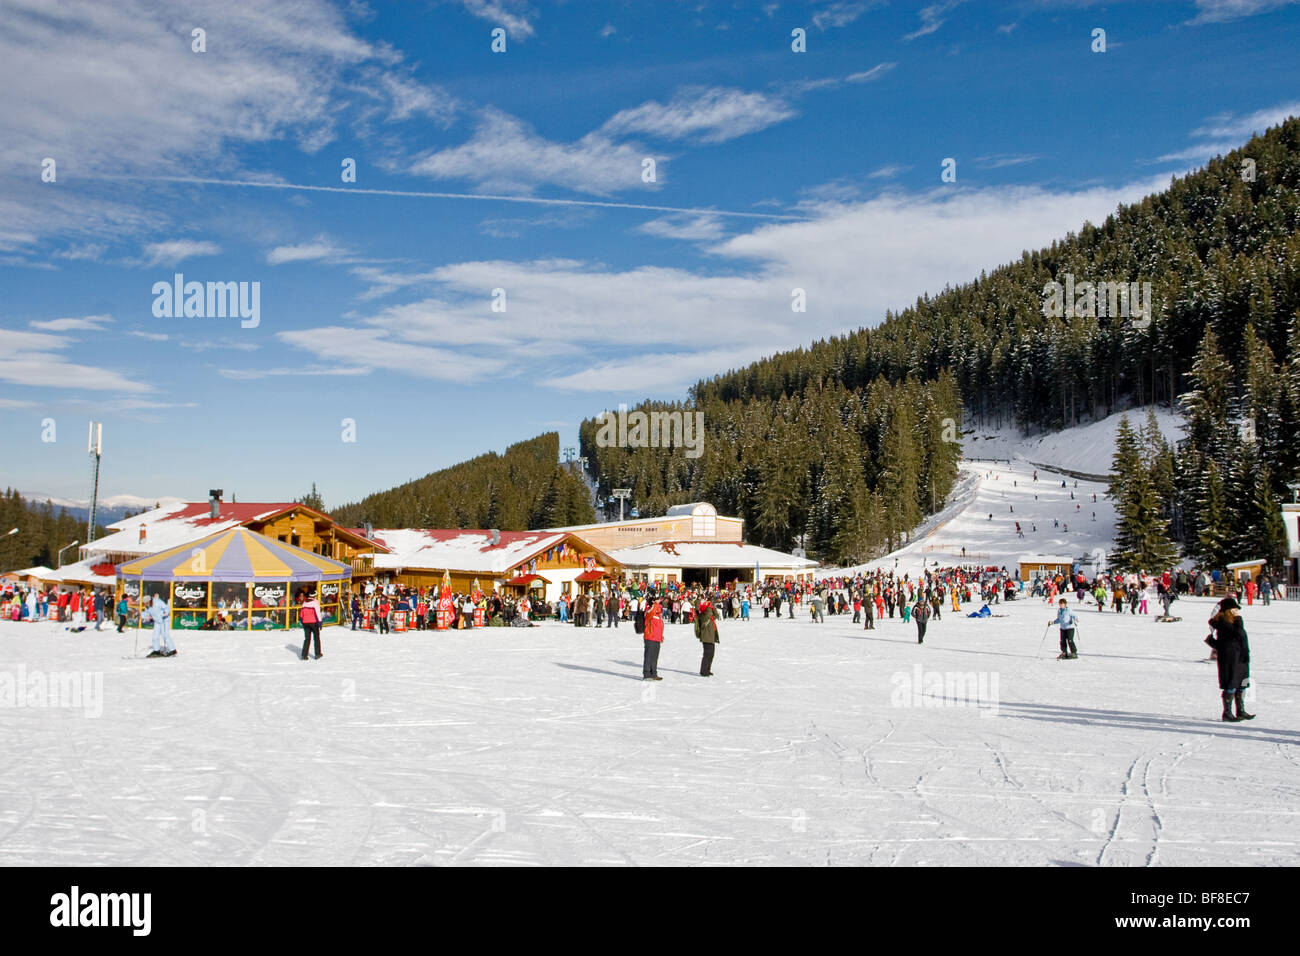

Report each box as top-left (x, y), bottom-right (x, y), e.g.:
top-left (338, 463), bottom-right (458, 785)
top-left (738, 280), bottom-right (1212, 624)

top-left (1205, 597), bottom-right (1255, 722)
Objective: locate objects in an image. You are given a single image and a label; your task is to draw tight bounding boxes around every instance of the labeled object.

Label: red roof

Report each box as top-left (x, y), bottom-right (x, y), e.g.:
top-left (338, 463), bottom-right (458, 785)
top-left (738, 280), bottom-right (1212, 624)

top-left (90, 562), bottom-right (116, 576)
top-left (505, 573), bottom-right (550, 586)
top-left (574, 570), bottom-right (606, 582)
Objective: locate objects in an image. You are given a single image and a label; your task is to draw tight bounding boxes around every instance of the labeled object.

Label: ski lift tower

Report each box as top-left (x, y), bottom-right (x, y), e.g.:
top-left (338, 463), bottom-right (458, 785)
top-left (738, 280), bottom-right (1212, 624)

top-left (86, 421), bottom-right (102, 544)
top-left (611, 488), bottom-right (632, 522)
top-left (562, 446), bottom-right (576, 462)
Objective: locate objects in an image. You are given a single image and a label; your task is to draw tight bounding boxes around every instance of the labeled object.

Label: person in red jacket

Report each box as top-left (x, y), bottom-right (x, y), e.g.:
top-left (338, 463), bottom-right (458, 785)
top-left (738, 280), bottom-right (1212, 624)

top-left (642, 599), bottom-right (664, 680)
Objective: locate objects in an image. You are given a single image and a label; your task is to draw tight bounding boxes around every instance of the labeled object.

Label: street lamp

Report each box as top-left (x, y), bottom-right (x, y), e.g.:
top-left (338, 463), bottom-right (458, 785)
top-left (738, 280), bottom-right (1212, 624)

top-left (57, 539), bottom-right (79, 569)
top-left (4, 528), bottom-right (17, 537)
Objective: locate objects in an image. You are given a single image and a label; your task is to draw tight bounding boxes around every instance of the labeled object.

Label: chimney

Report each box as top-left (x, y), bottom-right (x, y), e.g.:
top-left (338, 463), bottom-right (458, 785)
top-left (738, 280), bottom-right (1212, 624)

top-left (138, 524), bottom-right (146, 544)
top-left (489, 528), bottom-right (500, 546)
top-left (208, 489), bottom-right (223, 520)
top-left (364, 521), bottom-right (373, 540)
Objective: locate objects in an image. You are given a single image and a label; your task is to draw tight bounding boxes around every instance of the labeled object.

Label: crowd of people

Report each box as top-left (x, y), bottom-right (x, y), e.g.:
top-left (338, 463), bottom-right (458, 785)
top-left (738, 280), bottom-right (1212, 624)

top-left (0, 583), bottom-right (125, 631)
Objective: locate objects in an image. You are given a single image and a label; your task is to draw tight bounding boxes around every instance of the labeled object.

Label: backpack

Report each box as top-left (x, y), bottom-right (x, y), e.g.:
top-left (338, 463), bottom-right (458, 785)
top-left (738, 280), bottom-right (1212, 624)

top-left (634, 609), bottom-right (646, 634)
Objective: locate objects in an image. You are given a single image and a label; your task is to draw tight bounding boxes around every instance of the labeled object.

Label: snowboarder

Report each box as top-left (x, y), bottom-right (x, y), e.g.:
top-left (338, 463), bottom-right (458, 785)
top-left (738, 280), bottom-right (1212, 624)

top-left (1204, 597), bottom-right (1254, 722)
top-left (694, 599), bottom-right (720, 676)
top-left (1051, 599), bottom-right (1079, 659)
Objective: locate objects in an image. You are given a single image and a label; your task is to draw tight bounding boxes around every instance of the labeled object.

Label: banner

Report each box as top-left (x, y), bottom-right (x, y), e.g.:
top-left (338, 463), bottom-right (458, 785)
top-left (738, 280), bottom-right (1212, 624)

top-left (251, 583), bottom-right (288, 609)
top-left (173, 581), bottom-right (208, 609)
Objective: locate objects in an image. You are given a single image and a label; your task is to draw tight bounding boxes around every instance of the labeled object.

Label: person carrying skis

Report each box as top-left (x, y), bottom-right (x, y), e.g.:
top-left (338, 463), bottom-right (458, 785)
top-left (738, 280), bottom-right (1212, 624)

top-left (1051, 598), bottom-right (1079, 659)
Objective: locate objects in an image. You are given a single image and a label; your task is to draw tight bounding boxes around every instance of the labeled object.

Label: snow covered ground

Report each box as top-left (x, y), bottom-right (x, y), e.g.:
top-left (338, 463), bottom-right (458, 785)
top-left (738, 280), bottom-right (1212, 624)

top-left (2, 595), bottom-right (1297, 866)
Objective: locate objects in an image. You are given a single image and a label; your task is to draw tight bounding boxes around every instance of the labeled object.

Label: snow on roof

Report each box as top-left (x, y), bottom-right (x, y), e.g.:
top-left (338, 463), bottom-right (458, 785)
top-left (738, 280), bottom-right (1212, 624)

top-left (41, 559), bottom-right (116, 586)
top-left (545, 509), bottom-right (740, 533)
top-left (3, 565), bottom-right (53, 577)
top-left (610, 540), bottom-right (817, 569)
top-left (664, 502), bottom-right (715, 517)
top-left (1018, 555), bottom-right (1075, 565)
top-left (91, 501), bottom-right (311, 558)
top-left (365, 529), bottom-right (571, 574)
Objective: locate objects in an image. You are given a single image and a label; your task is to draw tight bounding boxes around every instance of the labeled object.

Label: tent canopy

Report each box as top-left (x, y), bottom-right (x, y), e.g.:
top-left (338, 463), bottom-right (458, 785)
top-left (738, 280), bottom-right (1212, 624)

top-left (505, 573), bottom-right (550, 586)
top-left (117, 527), bottom-right (350, 583)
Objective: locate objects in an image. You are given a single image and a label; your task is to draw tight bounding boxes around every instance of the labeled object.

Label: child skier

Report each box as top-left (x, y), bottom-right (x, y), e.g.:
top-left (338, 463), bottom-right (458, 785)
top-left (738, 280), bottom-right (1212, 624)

top-left (1051, 599), bottom-right (1079, 660)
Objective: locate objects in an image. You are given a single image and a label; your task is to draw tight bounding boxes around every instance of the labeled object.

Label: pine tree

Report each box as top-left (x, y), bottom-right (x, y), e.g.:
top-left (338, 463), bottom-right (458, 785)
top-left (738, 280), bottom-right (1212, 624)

top-left (1196, 459), bottom-right (1230, 568)
top-left (298, 482), bottom-right (325, 511)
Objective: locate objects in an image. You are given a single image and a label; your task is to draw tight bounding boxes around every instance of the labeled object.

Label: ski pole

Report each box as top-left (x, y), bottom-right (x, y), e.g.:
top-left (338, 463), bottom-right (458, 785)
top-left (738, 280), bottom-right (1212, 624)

top-left (1037, 622), bottom-right (1052, 658)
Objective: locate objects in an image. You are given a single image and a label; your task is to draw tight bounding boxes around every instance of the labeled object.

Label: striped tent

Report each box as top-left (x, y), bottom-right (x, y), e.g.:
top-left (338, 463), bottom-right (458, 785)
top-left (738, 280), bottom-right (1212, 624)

top-left (117, 527), bottom-right (350, 582)
top-left (116, 528), bottom-right (351, 632)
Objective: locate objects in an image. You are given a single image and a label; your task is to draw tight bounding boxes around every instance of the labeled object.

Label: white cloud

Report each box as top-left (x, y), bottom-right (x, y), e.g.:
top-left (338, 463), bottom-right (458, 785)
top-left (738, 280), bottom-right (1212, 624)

top-left (128, 330), bottom-right (170, 341)
top-left (0, 0), bottom-right (454, 253)
top-left (0, 328), bottom-right (151, 392)
top-left (142, 239), bottom-right (221, 266)
top-left (410, 109), bottom-right (656, 195)
top-left (846, 62), bottom-right (896, 83)
top-left (28, 314), bottom-right (113, 332)
top-left (603, 87), bottom-right (795, 144)
top-left (270, 328), bottom-right (507, 382)
top-left (267, 236), bottom-right (349, 265)
top-left (974, 153), bottom-right (1041, 169)
top-left (1187, 0), bottom-right (1300, 23)
top-left (279, 175), bottom-right (1174, 395)
top-left (460, 0), bottom-right (536, 39)
top-left (904, 0), bottom-right (968, 40)
top-left (599, 22), bottom-right (617, 38)
top-left (812, 2), bottom-right (881, 30)
top-left (637, 215), bottom-right (727, 241)
top-left (1150, 101), bottom-right (1300, 164)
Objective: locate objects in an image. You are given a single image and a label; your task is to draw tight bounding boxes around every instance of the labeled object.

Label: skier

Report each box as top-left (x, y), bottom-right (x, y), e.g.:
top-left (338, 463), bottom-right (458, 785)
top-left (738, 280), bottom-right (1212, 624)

top-left (1051, 599), bottom-right (1079, 659)
top-left (694, 598), bottom-right (720, 677)
top-left (143, 592), bottom-right (176, 658)
top-left (810, 590), bottom-right (824, 623)
top-left (1204, 597), bottom-right (1254, 722)
top-left (913, 596), bottom-right (930, 644)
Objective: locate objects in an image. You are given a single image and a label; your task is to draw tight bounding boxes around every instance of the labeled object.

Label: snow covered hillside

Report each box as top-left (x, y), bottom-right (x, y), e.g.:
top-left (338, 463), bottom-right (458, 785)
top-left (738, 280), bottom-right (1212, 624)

top-left (1, 599), bottom-right (1296, 866)
top-left (825, 458), bottom-right (1118, 579)
top-left (962, 406), bottom-right (1184, 477)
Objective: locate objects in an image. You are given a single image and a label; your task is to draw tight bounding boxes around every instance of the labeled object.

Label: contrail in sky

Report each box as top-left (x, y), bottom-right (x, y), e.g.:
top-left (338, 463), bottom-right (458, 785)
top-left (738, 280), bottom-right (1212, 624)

top-left (85, 174), bottom-right (813, 222)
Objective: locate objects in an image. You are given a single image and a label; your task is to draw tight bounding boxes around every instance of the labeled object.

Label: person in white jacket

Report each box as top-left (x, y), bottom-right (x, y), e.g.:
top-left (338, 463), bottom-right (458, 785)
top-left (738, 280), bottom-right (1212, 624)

top-left (144, 592), bottom-right (176, 658)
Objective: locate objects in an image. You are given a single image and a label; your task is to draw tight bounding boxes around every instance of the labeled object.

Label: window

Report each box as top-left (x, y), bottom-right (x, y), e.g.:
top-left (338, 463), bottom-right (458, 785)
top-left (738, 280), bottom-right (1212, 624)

top-left (692, 505), bottom-right (716, 537)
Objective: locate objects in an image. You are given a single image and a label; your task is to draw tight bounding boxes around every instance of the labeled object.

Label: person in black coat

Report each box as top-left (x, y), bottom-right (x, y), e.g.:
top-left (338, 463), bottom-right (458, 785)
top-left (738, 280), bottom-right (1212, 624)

top-left (1205, 597), bottom-right (1254, 722)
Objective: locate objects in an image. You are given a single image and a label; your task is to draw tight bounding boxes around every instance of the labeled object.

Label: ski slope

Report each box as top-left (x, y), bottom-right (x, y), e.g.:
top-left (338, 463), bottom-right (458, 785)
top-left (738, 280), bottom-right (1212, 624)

top-left (826, 458), bottom-right (1118, 579)
top-left (1, 597), bottom-right (1297, 866)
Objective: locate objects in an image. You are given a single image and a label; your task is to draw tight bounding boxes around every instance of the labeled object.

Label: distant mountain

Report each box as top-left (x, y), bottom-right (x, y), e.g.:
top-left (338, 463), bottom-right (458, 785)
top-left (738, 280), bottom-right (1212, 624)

top-left (18, 492), bottom-right (185, 526)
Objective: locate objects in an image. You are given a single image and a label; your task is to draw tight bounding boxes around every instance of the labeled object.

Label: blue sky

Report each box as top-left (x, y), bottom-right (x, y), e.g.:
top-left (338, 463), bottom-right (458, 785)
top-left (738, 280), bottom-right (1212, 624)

top-left (2, 0), bottom-right (1298, 508)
